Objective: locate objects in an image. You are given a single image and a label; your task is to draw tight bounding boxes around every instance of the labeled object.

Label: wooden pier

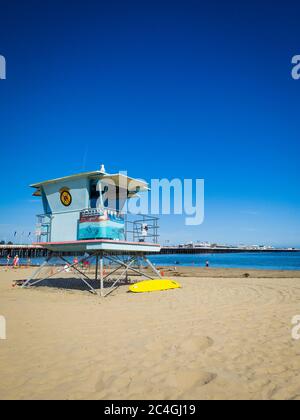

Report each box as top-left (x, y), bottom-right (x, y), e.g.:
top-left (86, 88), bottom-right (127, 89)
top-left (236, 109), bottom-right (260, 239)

top-left (0, 245), bottom-right (47, 259)
top-left (159, 247), bottom-right (300, 254)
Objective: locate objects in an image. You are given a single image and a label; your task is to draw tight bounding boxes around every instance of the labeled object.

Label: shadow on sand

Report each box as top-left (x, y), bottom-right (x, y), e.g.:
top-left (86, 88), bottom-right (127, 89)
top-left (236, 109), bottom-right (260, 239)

top-left (18, 276), bottom-right (131, 294)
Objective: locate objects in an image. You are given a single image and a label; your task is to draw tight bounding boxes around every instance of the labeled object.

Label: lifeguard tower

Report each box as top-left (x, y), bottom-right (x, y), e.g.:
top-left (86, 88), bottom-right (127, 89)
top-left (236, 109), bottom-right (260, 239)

top-left (22, 165), bottom-right (161, 296)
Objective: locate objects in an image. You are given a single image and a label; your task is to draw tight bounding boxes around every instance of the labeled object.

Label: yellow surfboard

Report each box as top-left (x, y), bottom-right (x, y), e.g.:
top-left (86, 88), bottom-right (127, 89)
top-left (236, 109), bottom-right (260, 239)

top-left (129, 279), bottom-right (181, 293)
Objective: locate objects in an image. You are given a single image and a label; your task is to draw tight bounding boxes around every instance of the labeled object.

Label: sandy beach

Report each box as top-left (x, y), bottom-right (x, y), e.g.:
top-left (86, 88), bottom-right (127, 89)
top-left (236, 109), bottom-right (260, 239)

top-left (1, 267), bottom-right (300, 400)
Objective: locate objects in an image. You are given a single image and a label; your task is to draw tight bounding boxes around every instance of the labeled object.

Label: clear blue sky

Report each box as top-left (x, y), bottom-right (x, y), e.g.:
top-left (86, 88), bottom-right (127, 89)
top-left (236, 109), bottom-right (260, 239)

top-left (0, 0), bottom-right (300, 246)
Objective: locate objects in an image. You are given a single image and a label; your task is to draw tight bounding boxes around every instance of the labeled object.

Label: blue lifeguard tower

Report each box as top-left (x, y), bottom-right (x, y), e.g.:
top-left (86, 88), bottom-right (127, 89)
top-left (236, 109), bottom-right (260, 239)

top-left (22, 165), bottom-right (161, 296)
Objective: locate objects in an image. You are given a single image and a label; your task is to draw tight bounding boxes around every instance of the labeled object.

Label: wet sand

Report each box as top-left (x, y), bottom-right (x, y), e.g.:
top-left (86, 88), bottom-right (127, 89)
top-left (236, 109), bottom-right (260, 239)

top-left (1, 267), bottom-right (300, 400)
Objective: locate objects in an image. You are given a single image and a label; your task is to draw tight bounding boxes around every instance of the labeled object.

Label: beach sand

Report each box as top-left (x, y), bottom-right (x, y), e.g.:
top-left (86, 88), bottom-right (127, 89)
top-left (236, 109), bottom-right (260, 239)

top-left (1, 267), bottom-right (300, 400)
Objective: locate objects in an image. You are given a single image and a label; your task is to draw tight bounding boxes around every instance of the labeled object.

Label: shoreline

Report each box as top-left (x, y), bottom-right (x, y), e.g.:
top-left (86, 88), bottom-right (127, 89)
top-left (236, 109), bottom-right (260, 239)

top-left (157, 266), bottom-right (300, 278)
top-left (0, 264), bottom-right (300, 278)
top-left (2, 265), bottom-right (300, 278)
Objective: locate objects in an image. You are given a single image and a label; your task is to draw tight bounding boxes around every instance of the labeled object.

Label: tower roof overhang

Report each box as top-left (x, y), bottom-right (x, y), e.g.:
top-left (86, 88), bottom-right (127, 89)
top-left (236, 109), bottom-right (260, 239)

top-left (30, 170), bottom-right (149, 196)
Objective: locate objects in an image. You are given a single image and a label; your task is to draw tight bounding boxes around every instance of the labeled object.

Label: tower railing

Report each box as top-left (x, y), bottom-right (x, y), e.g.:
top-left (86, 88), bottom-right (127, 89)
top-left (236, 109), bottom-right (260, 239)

top-left (124, 213), bottom-right (160, 244)
top-left (35, 208), bottom-right (160, 244)
top-left (36, 214), bottom-right (52, 243)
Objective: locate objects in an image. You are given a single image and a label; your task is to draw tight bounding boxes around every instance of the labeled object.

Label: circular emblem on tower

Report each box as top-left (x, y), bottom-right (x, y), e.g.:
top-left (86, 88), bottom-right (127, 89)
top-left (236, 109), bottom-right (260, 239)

top-left (60, 189), bottom-right (72, 207)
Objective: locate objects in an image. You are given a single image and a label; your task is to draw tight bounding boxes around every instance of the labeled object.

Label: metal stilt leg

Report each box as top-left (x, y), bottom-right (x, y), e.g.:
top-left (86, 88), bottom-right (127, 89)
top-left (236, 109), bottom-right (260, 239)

top-left (105, 255), bottom-right (154, 280)
top-left (22, 253), bottom-right (97, 293)
top-left (143, 256), bottom-right (162, 278)
top-left (21, 254), bottom-right (53, 288)
top-left (95, 255), bottom-right (99, 281)
top-left (102, 257), bottom-right (137, 297)
top-left (58, 255), bottom-right (98, 294)
top-left (100, 255), bottom-right (104, 297)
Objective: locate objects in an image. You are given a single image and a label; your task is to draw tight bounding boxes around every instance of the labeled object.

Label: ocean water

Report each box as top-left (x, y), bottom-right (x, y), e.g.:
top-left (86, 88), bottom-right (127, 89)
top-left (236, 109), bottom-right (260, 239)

top-left (1, 252), bottom-right (300, 271)
top-left (149, 252), bottom-right (300, 271)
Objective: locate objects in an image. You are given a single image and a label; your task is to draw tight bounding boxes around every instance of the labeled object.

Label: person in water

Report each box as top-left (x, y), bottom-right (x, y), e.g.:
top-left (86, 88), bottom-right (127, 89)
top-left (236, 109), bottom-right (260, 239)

top-left (206, 260), bottom-right (209, 268)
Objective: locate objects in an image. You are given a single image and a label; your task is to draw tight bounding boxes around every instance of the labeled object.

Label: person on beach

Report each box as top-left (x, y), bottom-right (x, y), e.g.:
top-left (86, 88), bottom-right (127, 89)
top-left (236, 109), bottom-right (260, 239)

top-left (6, 255), bottom-right (11, 267)
top-left (13, 255), bottom-right (20, 269)
top-left (206, 260), bottom-right (210, 268)
top-left (83, 260), bottom-right (90, 272)
top-left (140, 223), bottom-right (149, 242)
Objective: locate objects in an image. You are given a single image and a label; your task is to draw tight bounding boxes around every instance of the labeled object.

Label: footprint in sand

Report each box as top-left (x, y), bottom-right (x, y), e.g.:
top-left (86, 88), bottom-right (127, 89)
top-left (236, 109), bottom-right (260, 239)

top-left (178, 336), bottom-right (214, 353)
top-left (164, 369), bottom-right (216, 390)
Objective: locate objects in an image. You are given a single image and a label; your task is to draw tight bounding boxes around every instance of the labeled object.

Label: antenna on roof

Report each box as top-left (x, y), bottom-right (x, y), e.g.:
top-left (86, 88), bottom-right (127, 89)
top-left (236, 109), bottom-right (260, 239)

top-left (100, 164), bottom-right (106, 173)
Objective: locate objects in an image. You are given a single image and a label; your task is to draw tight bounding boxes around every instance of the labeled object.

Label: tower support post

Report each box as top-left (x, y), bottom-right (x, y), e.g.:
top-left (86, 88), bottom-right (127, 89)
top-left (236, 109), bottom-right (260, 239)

top-left (100, 254), bottom-right (104, 297)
